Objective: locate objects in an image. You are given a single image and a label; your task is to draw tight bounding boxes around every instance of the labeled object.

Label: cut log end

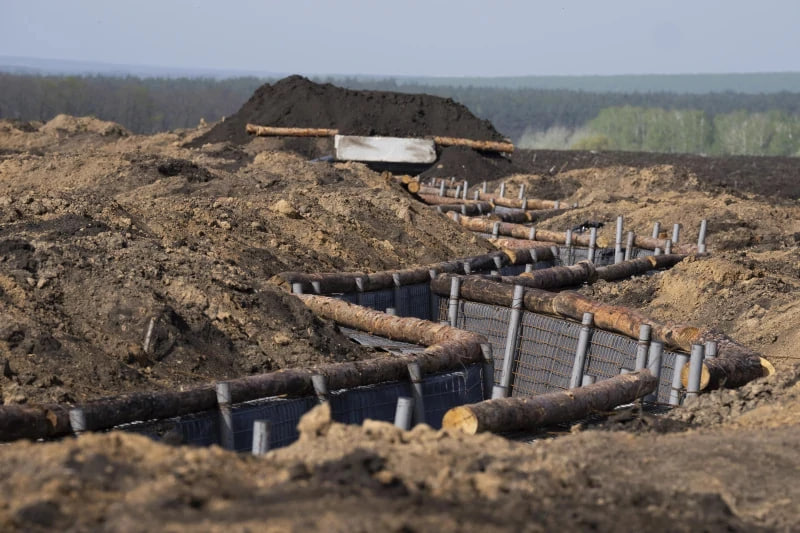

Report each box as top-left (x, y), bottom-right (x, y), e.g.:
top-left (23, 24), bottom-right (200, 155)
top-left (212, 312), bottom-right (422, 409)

top-left (406, 181), bottom-right (421, 194)
top-left (442, 405), bottom-right (480, 434)
top-left (680, 362), bottom-right (711, 390)
top-left (760, 357), bottom-right (776, 378)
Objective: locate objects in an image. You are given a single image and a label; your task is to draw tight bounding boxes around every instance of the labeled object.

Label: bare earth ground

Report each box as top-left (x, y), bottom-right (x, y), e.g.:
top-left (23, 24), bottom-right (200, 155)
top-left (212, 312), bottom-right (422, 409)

top-left (2, 117), bottom-right (800, 531)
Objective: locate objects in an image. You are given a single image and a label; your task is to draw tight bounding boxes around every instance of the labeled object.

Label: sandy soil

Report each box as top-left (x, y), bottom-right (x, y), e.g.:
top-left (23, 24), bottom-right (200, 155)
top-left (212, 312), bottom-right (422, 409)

top-left (2, 115), bottom-right (800, 531)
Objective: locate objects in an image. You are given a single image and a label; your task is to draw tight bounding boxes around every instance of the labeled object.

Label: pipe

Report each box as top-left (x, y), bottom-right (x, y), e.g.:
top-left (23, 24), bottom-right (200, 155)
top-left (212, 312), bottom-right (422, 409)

top-left (569, 312), bottom-right (595, 388)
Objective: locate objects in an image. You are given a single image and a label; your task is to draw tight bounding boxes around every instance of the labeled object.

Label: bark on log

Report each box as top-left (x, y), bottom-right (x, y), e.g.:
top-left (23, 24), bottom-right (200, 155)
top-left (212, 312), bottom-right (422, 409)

top-left (501, 247), bottom-right (557, 265)
top-left (418, 185), bottom-right (463, 198)
top-left (476, 193), bottom-right (562, 211)
top-left (432, 136), bottom-right (515, 153)
top-left (633, 234), bottom-right (699, 254)
top-left (451, 214), bottom-right (610, 247)
top-left (492, 208), bottom-right (569, 223)
top-left (0, 404), bottom-right (72, 442)
top-left (246, 124), bottom-right (339, 137)
top-left (434, 202), bottom-right (493, 215)
top-left (419, 194), bottom-right (482, 206)
top-left (490, 237), bottom-right (565, 250)
top-left (680, 330), bottom-right (767, 390)
top-left (442, 370), bottom-right (657, 434)
top-left (482, 261), bottom-right (597, 291)
top-left (596, 254), bottom-right (687, 281)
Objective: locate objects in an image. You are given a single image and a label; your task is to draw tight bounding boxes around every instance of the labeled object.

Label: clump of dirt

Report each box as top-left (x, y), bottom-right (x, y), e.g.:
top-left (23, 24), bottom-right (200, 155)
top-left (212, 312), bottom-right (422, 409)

top-left (0, 119), bottom-right (491, 404)
top-left (1, 403), bottom-right (798, 531)
top-left (418, 145), bottom-right (521, 183)
top-left (190, 75), bottom-right (505, 148)
top-left (39, 114), bottom-right (130, 138)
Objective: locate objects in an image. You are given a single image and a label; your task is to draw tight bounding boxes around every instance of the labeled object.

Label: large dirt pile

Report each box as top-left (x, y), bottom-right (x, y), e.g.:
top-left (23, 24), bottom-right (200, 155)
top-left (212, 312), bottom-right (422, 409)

top-left (190, 75), bottom-right (505, 147)
top-left (2, 399), bottom-right (799, 531)
top-left (0, 120), bottom-right (491, 404)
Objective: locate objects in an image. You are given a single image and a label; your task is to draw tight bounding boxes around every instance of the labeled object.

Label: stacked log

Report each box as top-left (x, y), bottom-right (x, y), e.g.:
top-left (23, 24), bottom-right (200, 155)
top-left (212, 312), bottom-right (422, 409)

top-left (431, 136), bottom-right (515, 153)
top-left (450, 214), bottom-right (611, 248)
top-left (442, 370), bottom-right (657, 434)
top-left (246, 124), bottom-right (339, 137)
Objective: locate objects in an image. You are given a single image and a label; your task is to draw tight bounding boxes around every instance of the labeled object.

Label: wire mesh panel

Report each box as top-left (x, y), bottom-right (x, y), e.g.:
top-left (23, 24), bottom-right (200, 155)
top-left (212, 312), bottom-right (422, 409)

top-left (231, 396), bottom-right (317, 450)
top-left (397, 283), bottom-right (432, 319)
top-left (457, 302), bottom-right (513, 372)
top-left (584, 329), bottom-right (639, 380)
top-left (512, 311), bottom-right (581, 396)
top-left (658, 350), bottom-right (681, 404)
top-left (357, 288), bottom-right (395, 312)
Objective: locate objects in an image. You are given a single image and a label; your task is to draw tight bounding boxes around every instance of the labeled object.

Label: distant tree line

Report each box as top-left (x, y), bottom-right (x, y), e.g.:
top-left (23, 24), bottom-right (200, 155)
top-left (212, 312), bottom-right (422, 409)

top-left (2, 73), bottom-right (800, 156)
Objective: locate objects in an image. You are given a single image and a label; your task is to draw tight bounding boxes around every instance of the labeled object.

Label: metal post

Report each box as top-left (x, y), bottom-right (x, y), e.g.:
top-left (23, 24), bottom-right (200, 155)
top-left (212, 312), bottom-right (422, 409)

top-left (705, 340), bottom-right (718, 359)
top-left (614, 215), bottom-right (624, 264)
top-left (493, 255), bottom-right (504, 271)
top-left (69, 408), bottom-right (87, 435)
top-left (447, 276), bottom-right (461, 327)
top-left (355, 276), bottom-right (365, 306)
top-left (311, 281), bottom-right (321, 295)
top-left (480, 343), bottom-right (495, 400)
top-left (635, 324), bottom-right (651, 371)
top-left (291, 282), bottom-right (304, 295)
top-left (311, 374), bottom-right (330, 404)
top-left (524, 263), bottom-right (534, 273)
top-left (463, 261), bottom-right (472, 275)
top-left (463, 180), bottom-right (469, 200)
top-left (473, 190), bottom-right (480, 201)
top-left (494, 284), bottom-right (525, 398)
top-left (554, 200), bottom-right (560, 209)
top-left (461, 204), bottom-right (468, 216)
top-left (665, 239), bottom-right (672, 255)
top-left (454, 185), bottom-right (461, 199)
top-left (654, 247), bottom-right (662, 256)
top-left (518, 184), bottom-right (526, 199)
top-left (588, 227), bottom-right (597, 263)
top-left (697, 219), bottom-right (708, 253)
top-left (686, 343), bottom-right (705, 400)
top-left (407, 362), bottom-right (425, 425)
top-left (428, 269), bottom-right (438, 321)
top-left (624, 231), bottom-right (635, 261)
top-left (644, 341), bottom-right (664, 403)
top-left (251, 420), bottom-right (270, 455)
top-left (652, 222), bottom-right (661, 239)
top-left (439, 182), bottom-right (445, 196)
top-left (499, 182), bottom-right (506, 198)
top-left (550, 245), bottom-right (560, 264)
top-left (528, 227), bottom-right (536, 241)
top-left (492, 222), bottom-right (501, 239)
top-left (392, 273), bottom-right (402, 316)
top-left (482, 181), bottom-right (487, 193)
top-left (216, 382), bottom-right (234, 450)
top-left (565, 229), bottom-right (572, 247)
top-left (393, 397), bottom-right (413, 430)
top-left (521, 198), bottom-right (528, 210)
top-left (669, 353), bottom-right (689, 406)
top-left (569, 312), bottom-right (594, 388)
top-left (581, 374), bottom-right (596, 386)
top-left (672, 223), bottom-right (680, 244)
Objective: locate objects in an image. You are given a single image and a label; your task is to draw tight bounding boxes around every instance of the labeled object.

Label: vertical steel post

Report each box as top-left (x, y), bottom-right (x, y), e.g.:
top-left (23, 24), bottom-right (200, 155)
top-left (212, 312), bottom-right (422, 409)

top-left (494, 284), bottom-right (525, 398)
top-left (697, 219), bottom-right (708, 253)
top-left (499, 182), bottom-right (506, 197)
top-left (492, 222), bottom-right (501, 239)
top-left (216, 382), bottom-right (234, 450)
top-left (439, 182), bottom-right (445, 196)
top-left (393, 397), bottom-right (413, 430)
top-left (565, 229), bottom-right (572, 247)
top-left (569, 312), bottom-right (594, 388)
top-left (518, 183), bottom-right (526, 199)
top-left (311, 374), bottom-right (330, 404)
top-left (473, 190), bottom-right (480, 201)
top-left (524, 263), bottom-right (534, 273)
top-left (635, 324), bottom-right (652, 370)
top-left (521, 198), bottom-right (528, 210)
top-left (686, 343), bottom-right (705, 400)
top-left (291, 282), bottom-right (304, 295)
top-left (554, 200), bottom-right (560, 209)
top-left (624, 231), bottom-right (635, 261)
top-left (493, 255), bottom-right (504, 271)
top-left (672, 223), bottom-right (680, 244)
top-left (463, 180), bottom-right (469, 200)
top-left (705, 340), bottom-right (718, 359)
top-left (588, 227), bottom-right (597, 263)
top-left (311, 281), bottom-right (321, 295)
top-left (665, 239), bottom-right (672, 255)
top-left (69, 408), bottom-right (87, 435)
top-left (392, 273), bottom-right (402, 316)
top-left (480, 343), bottom-right (495, 400)
top-left (428, 269), bottom-right (438, 321)
top-left (669, 353), bottom-right (689, 406)
top-left (407, 362), bottom-right (425, 426)
top-left (581, 374), bottom-right (596, 386)
top-left (251, 420), bottom-right (270, 455)
top-left (447, 276), bottom-right (461, 327)
top-left (482, 181), bottom-right (487, 193)
top-left (528, 227), bottom-right (536, 240)
top-left (614, 215), bottom-right (624, 264)
top-left (644, 341), bottom-right (664, 403)
top-left (652, 222), bottom-right (661, 239)
top-left (654, 247), bottom-right (662, 256)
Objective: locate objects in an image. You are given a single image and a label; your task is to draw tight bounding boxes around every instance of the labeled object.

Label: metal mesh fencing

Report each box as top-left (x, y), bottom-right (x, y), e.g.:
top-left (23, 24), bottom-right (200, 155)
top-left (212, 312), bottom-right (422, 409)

top-left (121, 365), bottom-right (483, 451)
top-left (512, 311), bottom-right (581, 396)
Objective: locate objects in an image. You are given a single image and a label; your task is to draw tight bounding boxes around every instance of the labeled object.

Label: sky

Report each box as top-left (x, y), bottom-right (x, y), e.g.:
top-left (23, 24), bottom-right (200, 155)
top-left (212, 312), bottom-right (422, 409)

top-left (2, 0), bottom-right (799, 77)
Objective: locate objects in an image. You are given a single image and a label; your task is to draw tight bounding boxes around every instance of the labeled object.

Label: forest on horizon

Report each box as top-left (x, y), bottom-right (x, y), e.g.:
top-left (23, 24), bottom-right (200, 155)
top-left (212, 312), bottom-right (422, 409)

top-left (2, 72), bottom-right (800, 157)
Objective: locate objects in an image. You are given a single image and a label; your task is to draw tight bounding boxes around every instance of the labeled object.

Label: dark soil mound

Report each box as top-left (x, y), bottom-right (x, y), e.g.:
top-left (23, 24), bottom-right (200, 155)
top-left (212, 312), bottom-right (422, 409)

top-left (419, 146), bottom-right (521, 183)
top-left (189, 76), bottom-right (505, 147)
top-left (512, 149), bottom-right (800, 200)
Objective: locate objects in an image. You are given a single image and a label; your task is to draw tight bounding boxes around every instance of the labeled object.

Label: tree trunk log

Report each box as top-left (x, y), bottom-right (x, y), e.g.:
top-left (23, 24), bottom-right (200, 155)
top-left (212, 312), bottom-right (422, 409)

top-left (596, 254), bottom-right (687, 281)
top-left (490, 238), bottom-right (563, 250)
top-left (633, 234), bottom-right (699, 254)
top-left (477, 193), bottom-right (560, 210)
top-left (418, 194), bottom-right (481, 205)
top-left (0, 404), bottom-right (72, 442)
top-left (418, 185), bottom-right (462, 198)
top-left (246, 124), bottom-right (339, 137)
top-left (681, 330), bottom-right (767, 390)
top-left (434, 203), bottom-right (493, 215)
top-left (451, 214), bottom-right (610, 247)
top-left (432, 136), bottom-right (514, 153)
top-left (501, 246), bottom-right (557, 265)
top-left (442, 370), bottom-right (657, 434)
top-left (492, 208), bottom-right (569, 223)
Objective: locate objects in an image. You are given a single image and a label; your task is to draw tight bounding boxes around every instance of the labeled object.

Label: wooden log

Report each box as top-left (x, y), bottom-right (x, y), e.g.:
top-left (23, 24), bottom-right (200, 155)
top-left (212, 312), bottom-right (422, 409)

top-left (633, 234), bottom-right (698, 254)
top-left (432, 136), bottom-right (514, 153)
top-left (452, 214), bottom-right (610, 247)
top-left (418, 185), bottom-right (462, 198)
top-left (442, 370), bottom-right (657, 434)
top-left (432, 274), bottom-right (517, 308)
top-left (434, 202), bottom-right (493, 215)
top-left (492, 208), bottom-right (569, 223)
top-left (0, 404), bottom-right (72, 442)
top-left (246, 124), bottom-right (339, 137)
top-left (405, 181), bottom-right (421, 194)
top-left (501, 247), bottom-right (557, 265)
top-left (490, 237), bottom-right (566, 250)
top-left (419, 194), bottom-right (482, 206)
top-left (477, 193), bottom-right (561, 211)
top-left (481, 262), bottom-right (596, 291)
top-left (551, 291), bottom-right (700, 351)
top-left (596, 254), bottom-right (687, 281)
top-left (680, 330), bottom-right (768, 390)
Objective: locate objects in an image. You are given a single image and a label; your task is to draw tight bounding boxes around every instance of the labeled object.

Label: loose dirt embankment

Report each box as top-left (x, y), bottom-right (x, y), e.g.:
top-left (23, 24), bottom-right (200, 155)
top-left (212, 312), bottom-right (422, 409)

top-left (3, 76), bottom-right (800, 531)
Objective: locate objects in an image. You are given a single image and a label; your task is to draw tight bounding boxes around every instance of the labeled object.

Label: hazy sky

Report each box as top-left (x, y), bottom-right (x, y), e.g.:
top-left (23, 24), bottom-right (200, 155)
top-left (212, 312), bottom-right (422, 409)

top-left (3, 0), bottom-right (799, 76)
